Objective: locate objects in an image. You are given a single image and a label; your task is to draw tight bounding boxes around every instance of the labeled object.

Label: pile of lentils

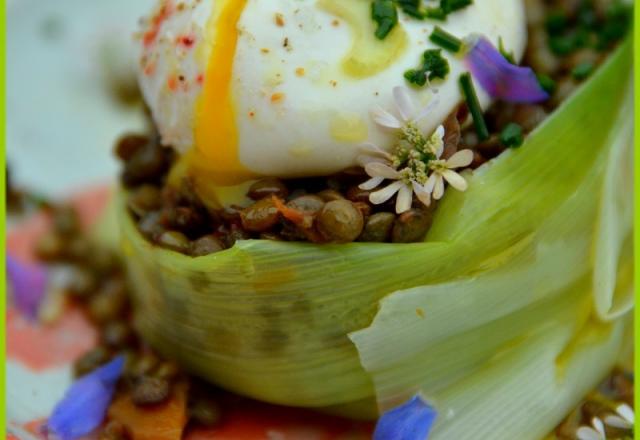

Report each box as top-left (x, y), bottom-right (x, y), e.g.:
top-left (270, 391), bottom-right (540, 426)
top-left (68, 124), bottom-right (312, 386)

top-left (117, 132), bottom-right (442, 255)
top-left (34, 204), bottom-right (222, 439)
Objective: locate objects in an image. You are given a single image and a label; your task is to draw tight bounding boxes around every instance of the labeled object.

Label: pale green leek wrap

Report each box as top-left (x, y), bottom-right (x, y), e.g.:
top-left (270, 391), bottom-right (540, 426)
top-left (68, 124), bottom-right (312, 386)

top-left (119, 38), bottom-right (633, 437)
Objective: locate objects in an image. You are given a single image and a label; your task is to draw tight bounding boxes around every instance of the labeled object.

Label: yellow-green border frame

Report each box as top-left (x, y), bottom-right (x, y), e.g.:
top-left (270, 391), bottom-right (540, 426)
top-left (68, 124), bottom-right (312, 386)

top-left (634, 1), bottom-right (639, 439)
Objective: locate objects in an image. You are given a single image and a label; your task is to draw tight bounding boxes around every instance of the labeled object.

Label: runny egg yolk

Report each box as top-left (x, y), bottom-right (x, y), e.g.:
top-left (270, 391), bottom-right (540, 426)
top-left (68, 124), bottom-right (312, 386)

top-left (191, 0), bottom-right (253, 185)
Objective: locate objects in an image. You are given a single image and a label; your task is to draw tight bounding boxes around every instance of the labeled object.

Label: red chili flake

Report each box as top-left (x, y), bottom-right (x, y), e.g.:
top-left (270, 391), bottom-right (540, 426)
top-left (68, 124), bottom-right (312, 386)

top-left (143, 0), bottom-right (174, 48)
top-left (167, 75), bottom-right (179, 91)
top-left (144, 62), bottom-right (157, 76)
top-left (195, 73), bottom-right (204, 85)
top-left (176, 34), bottom-right (196, 48)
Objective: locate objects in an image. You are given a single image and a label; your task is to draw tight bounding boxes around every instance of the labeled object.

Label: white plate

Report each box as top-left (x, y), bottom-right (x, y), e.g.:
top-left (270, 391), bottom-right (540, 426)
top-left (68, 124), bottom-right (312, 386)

top-left (6, 0), bottom-right (152, 197)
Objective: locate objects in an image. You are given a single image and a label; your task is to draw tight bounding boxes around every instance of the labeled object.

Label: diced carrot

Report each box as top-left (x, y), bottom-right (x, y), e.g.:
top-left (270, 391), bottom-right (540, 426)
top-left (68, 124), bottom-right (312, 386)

top-left (108, 381), bottom-right (189, 440)
top-left (271, 195), bottom-right (305, 225)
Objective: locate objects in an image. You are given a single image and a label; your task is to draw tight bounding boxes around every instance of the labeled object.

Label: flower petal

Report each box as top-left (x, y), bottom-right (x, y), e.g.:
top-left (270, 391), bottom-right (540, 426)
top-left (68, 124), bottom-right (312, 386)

top-left (412, 182), bottom-right (432, 207)
top-left (441, 169), bottom-right (468, 191)
top-left (357, 155), bottom-right (386, 166)
top-left (604, 415), bottom-right (632, 429)
top-left (371, 105), bottom-right (402, 129)
top-left (413, 94), bottom-right (440, 123)
top-left (48, 356), bottom-right (125, 440)
top-left (373, 395), bottom-right (437, 440)
top-left (592, 417), bottom-right (606, 435)
top-left (576, 427), bottom-right (604, 440)
top-left (359, 176), bottom-right (385, 191)
top-left (7, 255), bottom-right (48, 319)
top-left (365, 162), bottom-right (401, 179)
top-left (433, 174), bottom-right (445, 200)
top-left (360, 142), bottom-right (393, 158)
top-left (445, 149), bottom-right (474, 169)
top-left (616, 403), bottom-right (635, 423)
top-left (395, 185), bottom-right (413, 214)
top-left (424, 173), bottom-right (437, 194)
top-left (370, 181), bottom-right (404, 205)
top-left (393, 86), bottom-right (414, 122)
top-left (464, 36), bottom-right (549, 104)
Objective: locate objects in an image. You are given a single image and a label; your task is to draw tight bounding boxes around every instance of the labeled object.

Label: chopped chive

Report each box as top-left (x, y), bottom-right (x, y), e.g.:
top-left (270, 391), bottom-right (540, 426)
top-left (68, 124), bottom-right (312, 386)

top-left (536, 74), bottom-right (556, 95)
top-left (572, 61), bottom-right (594, 80)
top-left (397, 0), bottom-right (425, 19)
top-left (500, 123), bottom-right (524, 148)
top-left (441, 0), bottom-right (473, 14)
top-left (429, 26), bottom-right (463, 52)
top-left (371, 0), bottom-right (398, 40)
top-left (459, 73), bottom-right (489, 141)
top-left (424, 7), bottom-right (447, 20)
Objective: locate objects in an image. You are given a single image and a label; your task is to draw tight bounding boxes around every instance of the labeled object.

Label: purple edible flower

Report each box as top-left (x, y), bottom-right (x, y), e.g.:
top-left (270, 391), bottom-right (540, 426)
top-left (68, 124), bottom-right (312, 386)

top-left (6, 254), bottom-right (48, 319)
top-left (48, 356), bottom-right (125, 440)
top-left (464, 36), bottom-right (549, 103)
top-left (374, 395), bottom-right (438, 440)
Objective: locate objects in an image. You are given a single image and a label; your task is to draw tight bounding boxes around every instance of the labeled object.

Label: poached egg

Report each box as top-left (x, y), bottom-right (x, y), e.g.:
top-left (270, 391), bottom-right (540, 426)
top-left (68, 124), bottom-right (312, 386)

top-left (137, 0), bottom-right (526, 188)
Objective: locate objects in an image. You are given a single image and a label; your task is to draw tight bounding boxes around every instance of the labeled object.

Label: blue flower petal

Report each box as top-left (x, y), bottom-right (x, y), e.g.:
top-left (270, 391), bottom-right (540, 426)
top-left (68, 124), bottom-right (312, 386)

top-left (464, 36), bottom-right (550, 104)
top-left (6, 254), bottom-right (48, 319)
top-left (48, 356), bottom-right (125, 440)
top-left (374, 395), bottom-right (438, 440)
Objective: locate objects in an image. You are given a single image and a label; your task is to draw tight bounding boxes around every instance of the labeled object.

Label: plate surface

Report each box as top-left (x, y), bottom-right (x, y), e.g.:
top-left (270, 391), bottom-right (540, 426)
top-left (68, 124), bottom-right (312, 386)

top-left (6, 0), bottom-right (149, 197)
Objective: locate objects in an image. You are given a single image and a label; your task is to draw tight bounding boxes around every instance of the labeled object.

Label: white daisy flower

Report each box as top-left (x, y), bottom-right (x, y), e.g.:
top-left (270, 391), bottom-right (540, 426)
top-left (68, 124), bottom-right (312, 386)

top-left (577, 417), bottom-right (607, 440)
top-left (358, 86), bottom-right (473, 214)
top-left (416, 145), bottom-right (474, 206)
top-left (604, 403), bottom-right (634, 430)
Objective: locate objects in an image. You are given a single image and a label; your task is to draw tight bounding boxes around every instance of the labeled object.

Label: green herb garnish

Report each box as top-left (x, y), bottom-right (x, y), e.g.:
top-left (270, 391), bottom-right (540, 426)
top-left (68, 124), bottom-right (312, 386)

top-left (597, 1), bottom-right (632, 50)
top-left (430, 26), bottom-right (463, 53)
top-left (404, 49), bottom-right (450, 86)
top-left (545, 10), bottom-right (568, 35)
top-left (372, 0), bottom-right (399, 40)
top-left (537, 74), bottom-right (556, 95)
top-left (498, 37), bottom-right (516, 64)
top-left (500, 123), bottom-right (524, 148)
top-left (576, 4), bottom-right (597, 30)
top-left (544, 0), bottom-right (631, 55)
top-left (371, 0), bottom-right (473, 39)
top-left (572, 61), bottom-right (595, 80)
top-left (396, 0), bottom-right (425, 19)
top-left (425, 7), bottom-right (447, 20)
top-left (548, 34), bottom-right (577, 56)
top-left (459, 73), bottom-right (489, 141)
top-left (441, 0), bottom-right (473, 14)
